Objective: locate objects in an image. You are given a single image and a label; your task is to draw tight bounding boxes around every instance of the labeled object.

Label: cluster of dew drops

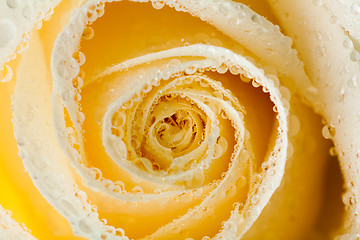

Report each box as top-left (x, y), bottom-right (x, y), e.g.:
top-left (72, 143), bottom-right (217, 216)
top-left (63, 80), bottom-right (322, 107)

top-left (0, 0), bottom-right (55, 83)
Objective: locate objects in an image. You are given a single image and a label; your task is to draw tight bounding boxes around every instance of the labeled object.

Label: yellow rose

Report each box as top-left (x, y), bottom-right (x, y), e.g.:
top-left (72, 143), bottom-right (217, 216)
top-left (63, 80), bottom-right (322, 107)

top-left (0, 0), bottom-right (359, 239)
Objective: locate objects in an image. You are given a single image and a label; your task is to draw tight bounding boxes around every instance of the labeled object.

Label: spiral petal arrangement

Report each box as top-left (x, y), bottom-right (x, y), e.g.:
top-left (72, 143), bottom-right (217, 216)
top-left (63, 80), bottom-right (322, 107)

top-left (1, 0), bottom-right (359, 239)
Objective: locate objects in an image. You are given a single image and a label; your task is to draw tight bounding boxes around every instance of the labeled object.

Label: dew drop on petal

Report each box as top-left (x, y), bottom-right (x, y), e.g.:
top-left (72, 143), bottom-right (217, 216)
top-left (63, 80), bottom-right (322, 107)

top-left (350, 50), bottom-right (360, 62)
top-left (348, 76), bottom-right (360, 88)
top-left (0, 65), bottom-right (13, 83)
top-left (0, 20), bottom-right (17, 47)
top-left (336, 88), bottom-right (345, 102)
top-left (6, 0), bottom-right (19, 8)
top-left (152, 0), bottom-right (165, 10)
top-left (73, 51), bottom-right (86, 66)
top-left (329, 146), bottom-right (337, 156)
top-left (351, 3), bottom-right (360, 15)
top-left (82, 26), bottom-right (94, 40)
top-left (240, 74), bottom-right (251, 83)
top-left (77, 111), bottom-right (85, 123)
top-left (252, 80), bottom-right (260, 88)
top-left (305, 86), bottom-right (319, 101)
top-left (111, 111), bottom-right (126, 128)
top-left (228, 17), bottom-right (240, 27)
top-left (72, 77), bottom-right (84, 89)
top-left (251, 195), bottom-right (260, 205)
top-left (216, 63), bottom-right (228, 74)
top-left (185, 66), bottom-right (197, 75)
top-left (229, 65), bottom-right (241, 75)
top-left (322, 124), bottom-right (335, 139)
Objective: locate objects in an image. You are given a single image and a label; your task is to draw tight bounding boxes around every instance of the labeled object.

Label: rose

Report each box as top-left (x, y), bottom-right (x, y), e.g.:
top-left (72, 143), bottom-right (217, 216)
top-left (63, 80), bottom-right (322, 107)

top-left (0, 0), bottom-right (359, 239)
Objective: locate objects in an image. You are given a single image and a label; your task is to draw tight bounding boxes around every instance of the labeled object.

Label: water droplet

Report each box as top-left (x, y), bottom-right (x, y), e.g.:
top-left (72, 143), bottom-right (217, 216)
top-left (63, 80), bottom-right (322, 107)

top-left (272, 25), bottom-right (280, 32)
top-left (305, 86), bottom-right (319, 101)
top-left (132, 186), bottom-right (144, 193)
top-left (322, 124), bottom-right (335, 139)
top-left (213, 90), bottom-right (223, 99)
top-left (113, 181), bottom-right (125, 193)
top-left (122, 99), bottom-right (133, 109)
top-left (348, 76), bottom-right (360, 88)
top-left (0, 20), bottom-right (17, 47)
top-left (251, 195), bottom-right (260, 205)
top-left (351, 3), bottom-right (360, 15)
top-left (252, 174), bottom-right (262, 184)
top-left (216, 63), bottom-right (228, 74)
top-left (34, 20), bottom-right (43, 30)
top-left (252, 80), bottom-right (260, 88)
top-left (336, 88), bottom-right (345, 102)
top-left (229, 65), bottom-right (241, 75)
top-left (280, 86), bottom-right (291, 101)
top-left (6, 0), bottom-right (19, 8)
top-left (152, 0), bottom-right (165, 10)
top-left (329, 147), bottom-right (337, 156)
top-left (57, 58), bottom-right (80, 80)
top-left (77, 111), bottom-right (85, 123)
top-left (87, 9), bottom-right (98, 23)
top-left (185, 66), bottom-right (197, 75)
top-left (236, 176), bottom-right (247, 187)
top-left (74, 92), bottom-right (82, 102)
top-left (90, 167), bottom-right (102, 180)
top-left (266, 74), bottom-right (280, 87)
top-left (73, 51), bottom-right (86, 66)
top-left (228, 17), bottom-right (240, 26)
top-left (343, 191), bottom-right (357, 206)
top-left (111, 111), bottom-right (126, 128)
top-left (350, 50), bottom-right (360, 62)
top-left (17, 137), bottom-right (25, 146)
top-left (94, 7), bottom-right (104, 19)
top-left (0, 65), bottom-right (13, 83)
top-left (44, 8), bottom-right (54, 21)
top-left (142, 83), bottom-right (152, 93)
top-left (214, 136), bottom-right (228, 159)
top-left (251, 14), bottom-right (260, 23)
top-left (82, 26), bottom-right (94, 40)
top-left (115, 228), bottom-right (125, 236)
top-left (72, 77), bottom-right (83, 89)
top-left (240, 74), bottom-right (251, 83)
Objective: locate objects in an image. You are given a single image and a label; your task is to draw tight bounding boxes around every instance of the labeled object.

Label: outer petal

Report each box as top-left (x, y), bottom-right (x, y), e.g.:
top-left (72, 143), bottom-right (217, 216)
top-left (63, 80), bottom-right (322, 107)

top-left (267, 0), bottom-right (360, 238)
